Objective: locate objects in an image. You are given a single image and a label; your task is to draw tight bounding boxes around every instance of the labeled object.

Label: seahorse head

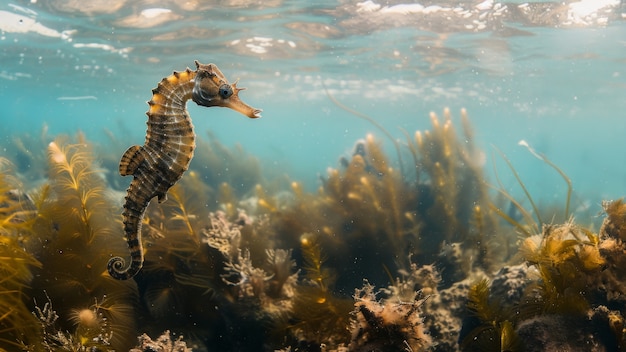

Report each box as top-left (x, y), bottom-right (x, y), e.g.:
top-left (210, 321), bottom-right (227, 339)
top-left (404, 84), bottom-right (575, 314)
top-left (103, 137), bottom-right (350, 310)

top-left (192, 61), bottom-right (262, 119)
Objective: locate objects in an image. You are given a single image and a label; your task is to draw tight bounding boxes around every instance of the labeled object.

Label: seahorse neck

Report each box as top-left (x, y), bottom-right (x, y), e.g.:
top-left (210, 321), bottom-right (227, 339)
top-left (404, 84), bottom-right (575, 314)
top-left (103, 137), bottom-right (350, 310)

top-left (147, 69), bottom-right (197, 118)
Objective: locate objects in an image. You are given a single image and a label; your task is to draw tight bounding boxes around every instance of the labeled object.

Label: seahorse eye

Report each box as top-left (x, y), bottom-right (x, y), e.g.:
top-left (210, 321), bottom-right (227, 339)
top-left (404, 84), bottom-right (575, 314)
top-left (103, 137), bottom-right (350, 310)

top-left (219, 84), bottom-right (233, 99)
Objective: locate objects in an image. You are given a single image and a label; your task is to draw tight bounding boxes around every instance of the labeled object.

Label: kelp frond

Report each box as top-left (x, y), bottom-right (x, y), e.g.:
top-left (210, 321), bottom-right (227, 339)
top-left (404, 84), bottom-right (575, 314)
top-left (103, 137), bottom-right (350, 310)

top-left (492, 147), bottom-right (543, 230)
top-left (518, 140), bottom-right (572, 220)
top-left (490, 140), bottom-right (574, 237)
top-left (407, 109), bottom-right (499, 269)
top-left (48, 141), bottom-right (98, 193)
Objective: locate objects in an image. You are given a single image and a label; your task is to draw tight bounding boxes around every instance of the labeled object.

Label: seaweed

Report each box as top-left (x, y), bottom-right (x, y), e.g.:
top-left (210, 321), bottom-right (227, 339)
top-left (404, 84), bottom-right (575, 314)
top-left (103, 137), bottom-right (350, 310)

top-left (460, 204), bottom-right (610, 350)
top-left (461, 279), bottom-right (521, 352)
top-left (406, 109), bottom-right (499, 267)
top-left (26, 137), bottom-right (138, 350)
top-left (3, 105), bottom-right (625, 351)
top-left (459, 197), bottom-right (626, 351)
top-left (276, 132), bottom-right (420, 291)
top-left (131, 182), bottom-right (218, 339)
top-left (0, 158), bottom-right (42, 350)
top-left (520, 221), bottom-right (603, 316)
top-left (192, 131), bottom-right (264, 199)
top-left (489, 139), bottom-right (575, 238)
top-left (1, 125), bottom-right (51, 186)
top-left (23, 293), bottom-right (114, 352)
top-left (286, 235), bottom-right (352, 347)
top-left (594, 200), bottom-right (626, 310)
top-left (268, 108), bottom-right (504, 294)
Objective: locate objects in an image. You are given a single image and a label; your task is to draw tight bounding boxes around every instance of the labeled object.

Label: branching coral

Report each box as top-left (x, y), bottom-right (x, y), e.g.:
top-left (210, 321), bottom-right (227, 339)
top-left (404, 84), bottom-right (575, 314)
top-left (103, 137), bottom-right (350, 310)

top-left (198, 211), bottom-right (307, 349)
top-left (337, 259), bottom-right (436, 351)
top-left (132, 198), bottom-right (294, 349)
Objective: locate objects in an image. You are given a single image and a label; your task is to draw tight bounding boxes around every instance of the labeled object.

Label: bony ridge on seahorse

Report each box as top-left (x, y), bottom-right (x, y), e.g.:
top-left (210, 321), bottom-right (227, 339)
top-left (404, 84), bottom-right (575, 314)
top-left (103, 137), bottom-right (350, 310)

top-left (107, 61), bottom-right (262, 280)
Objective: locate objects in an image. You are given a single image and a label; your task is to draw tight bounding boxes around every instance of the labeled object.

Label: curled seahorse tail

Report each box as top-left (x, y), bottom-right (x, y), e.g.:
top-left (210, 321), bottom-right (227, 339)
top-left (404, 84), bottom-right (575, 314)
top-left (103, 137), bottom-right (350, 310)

top-left (108, 180), bottom-right (146, 280)
top-left (107, 256), bottom-right (141, 280)
top-left (108, 212), bottom-right (145, 280)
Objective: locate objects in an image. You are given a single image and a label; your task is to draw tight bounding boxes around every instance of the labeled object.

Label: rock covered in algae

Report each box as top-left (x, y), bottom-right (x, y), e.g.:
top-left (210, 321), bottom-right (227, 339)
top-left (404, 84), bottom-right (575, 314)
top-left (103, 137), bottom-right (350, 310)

top-left (488, 263), bottom-right (532, 309)
top-left (516, 306), bottom-right (619, 352)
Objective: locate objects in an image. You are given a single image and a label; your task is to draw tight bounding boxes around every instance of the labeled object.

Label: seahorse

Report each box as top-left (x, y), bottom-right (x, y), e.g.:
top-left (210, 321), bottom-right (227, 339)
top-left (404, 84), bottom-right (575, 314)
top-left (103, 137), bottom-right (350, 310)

top-left (107, 61), bottom-right (261, 280)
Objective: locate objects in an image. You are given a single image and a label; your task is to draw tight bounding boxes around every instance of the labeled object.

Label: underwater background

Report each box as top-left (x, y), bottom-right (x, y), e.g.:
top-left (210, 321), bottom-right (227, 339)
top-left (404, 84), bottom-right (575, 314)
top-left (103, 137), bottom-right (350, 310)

top-left (1, 0), bottom-right (626, 351)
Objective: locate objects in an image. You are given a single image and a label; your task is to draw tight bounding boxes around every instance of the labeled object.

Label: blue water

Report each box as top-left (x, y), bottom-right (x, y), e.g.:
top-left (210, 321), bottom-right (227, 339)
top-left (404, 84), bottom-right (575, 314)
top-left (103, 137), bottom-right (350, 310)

top-left (2, 0), bottom-right (626, 213)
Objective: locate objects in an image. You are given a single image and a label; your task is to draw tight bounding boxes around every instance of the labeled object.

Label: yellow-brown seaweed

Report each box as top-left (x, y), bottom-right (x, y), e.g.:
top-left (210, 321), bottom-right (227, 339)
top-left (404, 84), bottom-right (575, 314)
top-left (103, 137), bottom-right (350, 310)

top-left (27, 137), bottom-right (138, 350)
top-left (0, 159), bottom-right (42, 350)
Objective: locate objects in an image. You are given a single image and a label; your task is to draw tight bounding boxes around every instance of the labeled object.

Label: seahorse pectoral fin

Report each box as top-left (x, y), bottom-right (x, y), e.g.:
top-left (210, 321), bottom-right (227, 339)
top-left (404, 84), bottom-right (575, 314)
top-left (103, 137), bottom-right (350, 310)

top-left (119, 145), bottom-right (144, 176)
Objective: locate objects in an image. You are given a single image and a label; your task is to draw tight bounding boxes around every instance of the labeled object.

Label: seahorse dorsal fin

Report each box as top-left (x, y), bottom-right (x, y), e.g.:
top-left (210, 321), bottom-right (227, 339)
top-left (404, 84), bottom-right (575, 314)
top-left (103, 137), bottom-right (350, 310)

top-left (119, 145), bottom-right (144, 176)
top-left (157, 193), bottom-right (168, 203)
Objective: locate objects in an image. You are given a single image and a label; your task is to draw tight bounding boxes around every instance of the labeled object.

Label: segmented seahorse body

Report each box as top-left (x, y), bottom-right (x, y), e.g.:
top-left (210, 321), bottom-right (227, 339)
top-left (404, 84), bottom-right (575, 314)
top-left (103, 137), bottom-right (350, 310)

top-left (107, 61), bottom-right (261, 280)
